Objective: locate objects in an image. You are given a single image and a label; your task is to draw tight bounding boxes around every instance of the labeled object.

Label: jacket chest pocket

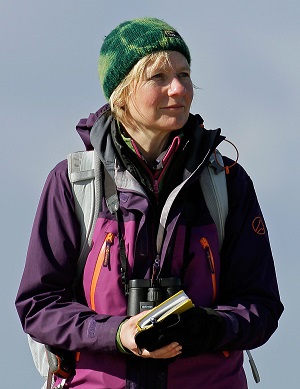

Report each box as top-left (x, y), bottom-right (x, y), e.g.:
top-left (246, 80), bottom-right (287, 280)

top-left (89, 232), bottom-right (115, 311)
top-left (173, 223), bottom-right (221, 307)
top-left (83, 219), bottom-right (127, 315)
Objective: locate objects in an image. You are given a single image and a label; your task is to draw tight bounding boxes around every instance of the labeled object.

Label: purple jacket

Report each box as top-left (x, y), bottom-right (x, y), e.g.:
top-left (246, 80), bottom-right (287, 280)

top-left (16, 107), bottom-right (283, 388)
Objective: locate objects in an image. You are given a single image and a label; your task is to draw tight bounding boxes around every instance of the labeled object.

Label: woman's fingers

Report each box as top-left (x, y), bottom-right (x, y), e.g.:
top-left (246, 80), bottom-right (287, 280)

top-left (119, 312), bottom-right (182, 359)
top-left (139, 342), bottom-right (182, 359)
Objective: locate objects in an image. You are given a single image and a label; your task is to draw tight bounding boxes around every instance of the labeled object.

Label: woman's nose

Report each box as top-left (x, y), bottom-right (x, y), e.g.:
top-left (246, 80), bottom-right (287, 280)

top-left (168, 77), bottom-right (186, 96)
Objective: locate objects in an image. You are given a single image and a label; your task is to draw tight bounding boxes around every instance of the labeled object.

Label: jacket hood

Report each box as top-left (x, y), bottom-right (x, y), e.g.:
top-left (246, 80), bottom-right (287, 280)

top-left (77, 105), bottom-right (225, 177)
top-left (76, 104), bottom-right (111, 151)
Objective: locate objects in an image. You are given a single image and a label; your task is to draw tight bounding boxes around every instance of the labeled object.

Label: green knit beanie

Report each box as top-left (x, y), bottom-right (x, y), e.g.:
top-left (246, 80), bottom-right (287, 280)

top-left (98, 17), bottom-right (191, 100)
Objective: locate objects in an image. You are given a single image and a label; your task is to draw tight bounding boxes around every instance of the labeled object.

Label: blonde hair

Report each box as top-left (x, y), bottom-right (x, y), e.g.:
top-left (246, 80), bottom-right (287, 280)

top-left (109, 51), bottom-right (189, 126)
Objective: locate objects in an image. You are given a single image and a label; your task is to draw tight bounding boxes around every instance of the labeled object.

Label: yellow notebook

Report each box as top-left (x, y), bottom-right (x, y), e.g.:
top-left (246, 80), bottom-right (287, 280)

top-left (136, 290), bottom-right (194, 331)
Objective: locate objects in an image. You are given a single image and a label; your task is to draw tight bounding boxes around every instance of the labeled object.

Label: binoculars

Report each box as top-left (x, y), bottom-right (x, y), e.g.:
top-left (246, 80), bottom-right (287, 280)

top-left (127, 277), bottom-right (181, 316)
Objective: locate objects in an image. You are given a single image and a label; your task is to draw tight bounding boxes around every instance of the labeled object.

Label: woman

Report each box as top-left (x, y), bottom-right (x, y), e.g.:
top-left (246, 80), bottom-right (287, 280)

top-left (16, 17), bottom-right (283, 389)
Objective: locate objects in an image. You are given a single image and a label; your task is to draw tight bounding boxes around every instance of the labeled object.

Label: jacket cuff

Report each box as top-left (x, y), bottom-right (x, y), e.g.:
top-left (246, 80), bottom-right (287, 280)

top-left (89, 315), bottom-right (128, 352)
top-left (215, 312), bottom-right (239, 349)
top-left (116, 319), bottom-right (132, 354)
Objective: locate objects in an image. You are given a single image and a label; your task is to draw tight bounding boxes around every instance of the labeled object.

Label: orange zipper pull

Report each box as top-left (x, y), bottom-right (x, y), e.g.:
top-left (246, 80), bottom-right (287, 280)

top-left (200, 237), bottom-right (215, 274)
top-left (200, 237), bottom-right (217, 303)
top-left (103, 232), bottom-right (114, 267)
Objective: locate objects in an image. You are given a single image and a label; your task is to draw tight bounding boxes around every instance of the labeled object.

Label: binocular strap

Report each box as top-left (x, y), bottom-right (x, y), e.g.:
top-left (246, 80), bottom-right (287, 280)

top-left (126, 356), bottom-right (168, 389)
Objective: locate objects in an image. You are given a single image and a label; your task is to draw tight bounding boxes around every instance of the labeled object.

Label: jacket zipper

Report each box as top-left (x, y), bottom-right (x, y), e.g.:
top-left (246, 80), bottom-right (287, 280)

top-left (200, 237), bottom-right (217, 304)
top-left (200, 237), bottom-right (230, 359)
top-left (90, 233), bottom-right (114, 311)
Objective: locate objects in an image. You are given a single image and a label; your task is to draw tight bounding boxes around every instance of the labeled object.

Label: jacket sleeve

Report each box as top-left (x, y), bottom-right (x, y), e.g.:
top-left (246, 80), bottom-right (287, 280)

top-left (15, 160), bottom-right (126, 353)
top-left (216, 159), bottom-right (284, 350)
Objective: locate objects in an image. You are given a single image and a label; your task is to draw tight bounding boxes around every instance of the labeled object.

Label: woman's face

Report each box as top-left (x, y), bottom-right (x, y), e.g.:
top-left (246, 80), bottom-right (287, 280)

top-left (126, 51), bottom-right (193, 135)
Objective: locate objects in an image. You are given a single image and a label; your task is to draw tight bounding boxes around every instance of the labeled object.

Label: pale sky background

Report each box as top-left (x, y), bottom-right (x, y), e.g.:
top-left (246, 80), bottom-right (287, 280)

top-left (1, 0), bottom-right (299, 388)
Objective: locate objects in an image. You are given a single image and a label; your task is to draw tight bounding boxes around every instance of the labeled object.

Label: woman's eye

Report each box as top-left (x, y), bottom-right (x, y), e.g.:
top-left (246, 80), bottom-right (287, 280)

top-left (178, 72), bottom-right (190, 78)
top-left (151, 73), bottom-right (164, 80)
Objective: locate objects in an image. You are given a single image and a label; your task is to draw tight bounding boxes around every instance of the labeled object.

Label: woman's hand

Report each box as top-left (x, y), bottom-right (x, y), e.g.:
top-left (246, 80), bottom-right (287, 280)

top-left (120, 311), bottom-right (182, 359)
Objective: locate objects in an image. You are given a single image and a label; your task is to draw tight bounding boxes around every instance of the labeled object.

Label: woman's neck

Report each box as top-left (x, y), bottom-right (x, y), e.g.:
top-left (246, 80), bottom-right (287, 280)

top-left (121, 125), bottom-right (171, 162)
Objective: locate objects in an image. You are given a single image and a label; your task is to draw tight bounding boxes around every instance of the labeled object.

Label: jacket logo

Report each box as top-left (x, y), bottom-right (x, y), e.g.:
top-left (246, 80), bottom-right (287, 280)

top-left (252, 217), bottom-right (265, 235)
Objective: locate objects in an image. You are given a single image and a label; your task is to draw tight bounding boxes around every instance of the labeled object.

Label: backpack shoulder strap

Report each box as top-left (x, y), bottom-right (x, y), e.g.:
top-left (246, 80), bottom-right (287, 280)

top-left (27, 150), bottom-right (102, 388)
top-left (200, 150), bottom-right (228, 249)
top-left (67, 150), bottom-right (102, 286)
top-left (200, 151), bottom-right (260, 382)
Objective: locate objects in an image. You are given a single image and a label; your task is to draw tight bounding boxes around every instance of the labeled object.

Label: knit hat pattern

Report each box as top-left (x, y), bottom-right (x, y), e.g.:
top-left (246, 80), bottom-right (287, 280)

top-left (98, 17), bottom-right (191, 100)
